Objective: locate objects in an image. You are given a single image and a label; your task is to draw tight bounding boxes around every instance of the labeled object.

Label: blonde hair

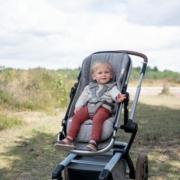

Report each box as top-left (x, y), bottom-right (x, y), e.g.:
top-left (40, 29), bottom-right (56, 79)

top-left (91, 62), bottom-right (113, 75)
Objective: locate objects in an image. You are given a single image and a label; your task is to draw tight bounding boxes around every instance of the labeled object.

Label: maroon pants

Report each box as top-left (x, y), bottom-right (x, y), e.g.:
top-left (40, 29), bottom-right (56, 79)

top-left (67, 106), bottom-right (111, 142)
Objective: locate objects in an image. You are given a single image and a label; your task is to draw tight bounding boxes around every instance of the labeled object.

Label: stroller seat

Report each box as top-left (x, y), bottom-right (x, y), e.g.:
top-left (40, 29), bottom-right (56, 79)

top-left (67, 116), bottom-right (114, 142)
top-left (58, 52), bottom-right (131, 152)
top-left (67, 116), bottom-right (115, 150)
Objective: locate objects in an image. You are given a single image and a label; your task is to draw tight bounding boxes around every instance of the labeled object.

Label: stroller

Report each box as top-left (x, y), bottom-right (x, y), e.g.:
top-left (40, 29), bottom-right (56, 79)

top-left (52, 50), bottom-right (148, 180)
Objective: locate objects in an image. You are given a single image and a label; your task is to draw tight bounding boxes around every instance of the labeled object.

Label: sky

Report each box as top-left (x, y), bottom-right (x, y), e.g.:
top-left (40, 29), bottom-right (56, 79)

top-left (0, 0), bottom-right (180, 72)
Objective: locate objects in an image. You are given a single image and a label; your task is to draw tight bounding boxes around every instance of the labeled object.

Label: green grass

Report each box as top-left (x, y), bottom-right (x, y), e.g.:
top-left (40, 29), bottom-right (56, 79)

top-left (132, 98), bottom-right (180, 179)
top-left (130, 67), bottom-right (180, 83)
top-left (0, 95), bottom-right (179, 179)
top-left (0, 131), bottom-right (67, 180)
top-left (0, 111), bottom-right (66, 180)
top-left (0, 113), bottom-right (23, 130)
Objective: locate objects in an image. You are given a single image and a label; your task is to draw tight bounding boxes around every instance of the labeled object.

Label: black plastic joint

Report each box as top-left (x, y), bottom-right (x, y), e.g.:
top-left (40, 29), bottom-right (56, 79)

top-left (98, 169), bottom-right (110, 180)
top-left (125, 92), bottom-right (129, 101)
top-left (141, 63), bottom-right (147, 75)
top-left (69, 82), bottom-right (78, 98)
top-left (124, 120), bottom-right (138, 133)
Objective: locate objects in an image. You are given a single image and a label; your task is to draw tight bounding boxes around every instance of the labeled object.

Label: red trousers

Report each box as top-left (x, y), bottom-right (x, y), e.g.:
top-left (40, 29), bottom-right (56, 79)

top-left (67, 106), bottom-right (111, 142)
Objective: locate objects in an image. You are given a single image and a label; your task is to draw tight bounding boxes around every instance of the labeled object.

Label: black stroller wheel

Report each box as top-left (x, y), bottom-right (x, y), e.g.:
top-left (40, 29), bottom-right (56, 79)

top-left (135, 152), bottom-right (148, 180)
top-left (64, 167), bottom-right (69, 180)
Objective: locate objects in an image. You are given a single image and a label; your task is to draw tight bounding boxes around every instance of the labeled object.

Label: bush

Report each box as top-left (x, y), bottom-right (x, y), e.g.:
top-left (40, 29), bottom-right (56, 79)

top-left (160, 84), bottom-right (170, 95)
top-left (0, 67), bottom-right (179, 111)
top-left (0, 90), bottom-right (12, 104)
top-left (0, 68), bottom-right (78, 111)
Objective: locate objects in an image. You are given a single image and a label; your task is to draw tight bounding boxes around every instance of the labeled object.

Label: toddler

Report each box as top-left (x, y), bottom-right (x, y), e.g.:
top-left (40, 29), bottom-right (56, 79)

top-left (55, 62), bottom-right (126, 151)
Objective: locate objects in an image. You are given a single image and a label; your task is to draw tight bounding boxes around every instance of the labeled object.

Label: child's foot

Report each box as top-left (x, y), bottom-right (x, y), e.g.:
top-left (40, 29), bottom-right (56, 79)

top-left (54, 138), bottom-right (74, 151)
top-left (86, 140), bottom-right (97, 151)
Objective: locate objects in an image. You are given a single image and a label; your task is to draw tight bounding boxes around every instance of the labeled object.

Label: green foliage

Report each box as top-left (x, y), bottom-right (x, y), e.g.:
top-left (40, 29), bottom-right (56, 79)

top-left (0, 68), bottom-right (79, 111)
top-left (0, 90), bottom-right (22, 109)
top-left (0, 67), bottom-right (179, 111)
top-left (145, 67), bottom-right (180, 83)
top-left (0, 68), bottom-right (15, 82)
top-left (0, 90), bottom-right (12, 104)
top-left (130, 66), bottom-right (180, 83)
top-left (0, 113), bottom-right (23, 130)
top-left (130, 67), bottom-right (140, 80)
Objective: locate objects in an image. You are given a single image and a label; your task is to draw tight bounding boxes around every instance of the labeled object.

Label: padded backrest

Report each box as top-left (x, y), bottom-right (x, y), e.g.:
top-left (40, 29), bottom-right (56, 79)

top-left (68, 52), bottom-right (131, 117)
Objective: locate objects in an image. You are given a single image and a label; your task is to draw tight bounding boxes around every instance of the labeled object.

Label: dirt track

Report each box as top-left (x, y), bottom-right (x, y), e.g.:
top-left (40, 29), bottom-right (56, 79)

top-left (128, 86), bottom-right (180, 96)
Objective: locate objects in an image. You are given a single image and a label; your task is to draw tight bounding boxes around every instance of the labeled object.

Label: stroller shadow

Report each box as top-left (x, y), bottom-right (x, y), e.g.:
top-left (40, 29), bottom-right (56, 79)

top-left (0, 131), bottom-right (67, 180)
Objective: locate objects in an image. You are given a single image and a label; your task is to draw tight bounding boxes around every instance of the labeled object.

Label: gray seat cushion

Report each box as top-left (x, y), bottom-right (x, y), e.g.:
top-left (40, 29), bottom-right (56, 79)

top-left (66, 52), bottom-right (131, 144)
top-left (67, 117), bottom-right (114, 142)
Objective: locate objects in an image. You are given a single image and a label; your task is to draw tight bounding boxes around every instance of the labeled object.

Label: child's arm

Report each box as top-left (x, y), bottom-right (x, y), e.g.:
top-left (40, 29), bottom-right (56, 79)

top-left (110, 86), bottom-right (126, 103)
top-left (74, 85), bottom-right (89, 112)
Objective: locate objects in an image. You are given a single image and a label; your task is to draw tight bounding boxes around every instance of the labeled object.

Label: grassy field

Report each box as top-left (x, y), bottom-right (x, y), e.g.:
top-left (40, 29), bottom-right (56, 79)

top-left (132, 95), bottom-right (180, 179)
top-left (0, 94), bottom-right (180, 180)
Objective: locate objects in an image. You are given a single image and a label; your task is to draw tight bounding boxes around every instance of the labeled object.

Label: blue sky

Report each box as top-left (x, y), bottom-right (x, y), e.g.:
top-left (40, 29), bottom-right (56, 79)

top-left (0, 0), bottom-right (180, 72)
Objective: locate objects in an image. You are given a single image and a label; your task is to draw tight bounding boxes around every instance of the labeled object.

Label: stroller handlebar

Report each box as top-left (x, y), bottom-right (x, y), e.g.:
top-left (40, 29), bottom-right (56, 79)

top-left (93, 50), bottom-right (148, 63)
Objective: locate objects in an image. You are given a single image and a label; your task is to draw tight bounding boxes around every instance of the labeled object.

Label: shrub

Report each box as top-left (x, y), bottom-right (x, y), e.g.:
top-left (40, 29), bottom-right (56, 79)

top-left (160, 84), bottom-right (171, 95)
top-left (0, 90), bottom-right (12, 104)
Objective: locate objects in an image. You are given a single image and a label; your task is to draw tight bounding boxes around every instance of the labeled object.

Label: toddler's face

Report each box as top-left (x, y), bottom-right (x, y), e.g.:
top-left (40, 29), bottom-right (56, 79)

top-left (92, 65), bottom-right (112, 84)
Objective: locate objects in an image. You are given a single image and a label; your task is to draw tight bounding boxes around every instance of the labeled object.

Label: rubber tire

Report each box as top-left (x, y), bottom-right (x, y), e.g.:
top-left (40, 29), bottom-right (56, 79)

top-left (64, 167), bottom-right (69, 180)
top-left (135, 152), bottom-right (148, 180)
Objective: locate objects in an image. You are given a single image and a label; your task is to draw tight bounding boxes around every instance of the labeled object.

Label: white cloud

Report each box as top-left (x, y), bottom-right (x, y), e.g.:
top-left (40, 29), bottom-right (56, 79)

top-left (0, 0), bottom-right (180, 72)
top-left (126, 0), bottom-right (180, 26)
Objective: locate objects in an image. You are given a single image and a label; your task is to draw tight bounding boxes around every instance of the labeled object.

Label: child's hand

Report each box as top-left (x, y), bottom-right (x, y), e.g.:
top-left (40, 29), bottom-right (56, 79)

top-left (116, 93), bottom-right (126, 102)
